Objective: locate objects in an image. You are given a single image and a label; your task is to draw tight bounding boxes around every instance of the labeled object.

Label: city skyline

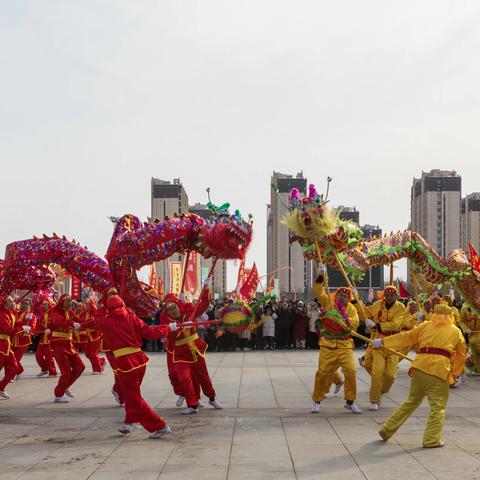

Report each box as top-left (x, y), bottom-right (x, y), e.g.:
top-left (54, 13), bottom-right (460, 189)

top-left (2, 2), bottom-right (480, 291)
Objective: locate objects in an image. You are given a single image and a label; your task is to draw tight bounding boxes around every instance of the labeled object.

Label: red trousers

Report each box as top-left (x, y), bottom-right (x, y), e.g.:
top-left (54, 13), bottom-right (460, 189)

top-left (52, 345), bottom-right (85, 397)
top-left (35, 344), bottom-right (57, 375)
top-left (12, 346), bottom-right (28, 375)
top-left (80, 339), bottom-right (106, 373)
top-left (117, 365), bottom-right (166, 432)
top-left (175, 357), bottom-right (216, 407)
top-left (105, 351), bottom-right (125, 404)
top-left (167, 352), bottom-right (184, 396)
top-left (0, 352), bottom-right (18, 391)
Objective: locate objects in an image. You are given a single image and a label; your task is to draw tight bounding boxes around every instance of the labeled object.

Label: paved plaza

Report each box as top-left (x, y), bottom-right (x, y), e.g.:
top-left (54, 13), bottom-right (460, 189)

top-left (2, 350), bottom-right (480, 479)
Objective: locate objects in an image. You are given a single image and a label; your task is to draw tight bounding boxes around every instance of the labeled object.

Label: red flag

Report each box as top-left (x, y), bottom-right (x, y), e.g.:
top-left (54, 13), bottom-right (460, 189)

top-left (397, 280), bottom-right (412, 299)
top-left (265, 276), bottom-right (275, 295)
top-left (157, 277), bottom-right (164, 299)
top-left (183, 251), bottom-right (200, 299)
top-left (468, 242), bottom-right (480, 273)
top-left (239, 263), bottom-right (260, 301)
top-left (149, 264), bottom-right (158, 288)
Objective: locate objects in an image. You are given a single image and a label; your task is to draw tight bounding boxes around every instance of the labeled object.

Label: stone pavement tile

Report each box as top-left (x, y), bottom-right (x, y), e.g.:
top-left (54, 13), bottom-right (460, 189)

top-left (290, 449), bottom-right (367, 479)
top-left (347, 443), bottom-right (437, 480)
top-left (227, 464), bottom-right (296, 480)
top-left (282, 418), bottom-right (343, 445)
top-left (159, 463), bottom-right (227, 480)
top-left (406, 445), bottom-right (480, 478)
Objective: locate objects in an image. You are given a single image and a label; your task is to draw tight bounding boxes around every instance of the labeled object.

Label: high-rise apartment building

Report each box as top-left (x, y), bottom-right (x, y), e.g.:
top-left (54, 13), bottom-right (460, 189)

top-left (150, 178), bottom-right (189, 292)
top-left (410, 170), bottom-right (461, 257)
top-left (461, 192), bottom-right (480, 252)
top-left (267, 171), bottom-right (311, 298)
top-left (189, 203), bottom-right (227, 298)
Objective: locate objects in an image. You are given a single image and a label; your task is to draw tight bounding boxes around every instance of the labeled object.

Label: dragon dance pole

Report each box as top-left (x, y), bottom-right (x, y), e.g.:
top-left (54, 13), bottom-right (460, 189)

top-left (349, 330), bottom-right (413, 363)
top-left (180, 251), bottom-right (191, 294)
top-left (326, 249), bottom-right (414, 363)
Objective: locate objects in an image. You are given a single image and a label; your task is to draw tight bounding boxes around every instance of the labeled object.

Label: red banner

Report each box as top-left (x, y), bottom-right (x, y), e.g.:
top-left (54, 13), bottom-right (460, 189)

top-left (71, 276), bottom-right (82, 301)
top-left (169, 262), bottom-right (183, 294)
top-left (397, 280), bottom-right (412, 299)
top-left (239, 263), bottom-right (259, 301)
top-left (184, 251), bottom-right (200, 299)
top-left (265, 276), bottom-right (275, 295)
top-left (468, 242), bottom-right (480, 273)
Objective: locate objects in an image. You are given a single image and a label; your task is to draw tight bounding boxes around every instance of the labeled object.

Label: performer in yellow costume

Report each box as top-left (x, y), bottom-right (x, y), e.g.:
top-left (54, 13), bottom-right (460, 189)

top-left (460, 304), bottom-right (480, 375)
top-left (310, 276), bottom-right (362, 414)
top-left (360, 285), bottom-right (405, 411)
top-left (373, 303), bottom-right (466, 448)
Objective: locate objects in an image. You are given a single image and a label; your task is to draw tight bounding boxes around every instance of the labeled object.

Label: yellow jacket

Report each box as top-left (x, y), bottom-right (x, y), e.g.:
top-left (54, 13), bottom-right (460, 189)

top-left (383, 311), bottom-right (466, 382)
top-left (363, 300), bottom-right (405, 338)
top-left (401, 312), bottom-right (418, 331)
top-left (460, 305), bottom-right (480, 341)
top-left (314, 282), bottom-right (359, 349)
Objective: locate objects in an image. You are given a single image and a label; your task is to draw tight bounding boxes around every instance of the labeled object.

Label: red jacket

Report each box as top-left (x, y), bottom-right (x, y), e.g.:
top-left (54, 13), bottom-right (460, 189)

top-left (49, 309), bottom-right (77, 349)
top-left (161, 289), bottom-right (210, 363)
top-left (33, 310), bottom-right (51, 345)
top-left (88, 303), bottom-right (168, 372)
top-left (12, 310), bottom-right (36, 348)
top-left (0, 307), bottom-right (17, 355)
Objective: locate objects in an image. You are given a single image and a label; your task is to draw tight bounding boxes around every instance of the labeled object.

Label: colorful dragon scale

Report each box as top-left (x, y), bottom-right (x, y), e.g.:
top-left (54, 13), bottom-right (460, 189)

top-left (284, 184), bottom-right (480, 314)
top-left (0, 208), bottom-right (252, 318)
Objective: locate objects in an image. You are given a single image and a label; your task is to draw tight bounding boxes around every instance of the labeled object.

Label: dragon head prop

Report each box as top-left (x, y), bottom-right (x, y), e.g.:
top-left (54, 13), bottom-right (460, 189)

top-left (194, 204), bottom-right (252, 260)
top-left (282, 183), bottom-right (363, 260)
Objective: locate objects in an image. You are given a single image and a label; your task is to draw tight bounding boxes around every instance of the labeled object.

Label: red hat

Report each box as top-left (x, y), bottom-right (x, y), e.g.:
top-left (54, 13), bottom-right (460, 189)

top-left (106, 295), bottom-right (128, 317)
top-left (164, 294), bottom-right (181, 306)
top-left (384, 285), bottom-right (399, 295)
top-left (335, 287), bottom-right (352, 299)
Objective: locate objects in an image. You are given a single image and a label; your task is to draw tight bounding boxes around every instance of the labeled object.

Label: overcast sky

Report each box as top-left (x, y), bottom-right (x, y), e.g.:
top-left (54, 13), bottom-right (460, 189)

top-left (1, 1), bottom-right (480, 288)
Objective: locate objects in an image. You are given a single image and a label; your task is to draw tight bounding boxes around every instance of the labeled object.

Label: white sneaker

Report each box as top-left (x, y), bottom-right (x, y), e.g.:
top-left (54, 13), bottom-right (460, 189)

top-left (0, 391), bottom-right (11, 399)
top-left (208, 399), bottom-right (223, 410)
top-left (65, 389), bottom-right (75, 398)
top-left (334, 380), bottom-right (344, 395)
top-left (118, 423), bottom-right (136, 434)
top-left (149, 425), bottom-right (171, 439)
top-left (175, 395), bottom-right (185, 407)
top-left (37, 370), bottom-right (49, 377)
top-left (181, 407), bottom-right (198, 415)
top-left (458, 374), bottom-right (467, 384)
top-left (310, 402), bottom-right (321, 413)
top-left (369, 403), bottom-right (379, 411)
top-left (54, 396), bottom-right (69, 403)
top-left (197, 400), bottom-right (205, 408)
top-left (345, 402), bottom-right (362, 414)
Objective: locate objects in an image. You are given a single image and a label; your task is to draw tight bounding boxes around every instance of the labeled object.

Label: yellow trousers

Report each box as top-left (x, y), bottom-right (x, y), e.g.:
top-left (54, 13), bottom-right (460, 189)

top-left (363, 346), bottom-right (373, 374)
top-left (369, 348), bottom-right (399, 403)
top-left (380, 369), bottom-right (449, 447)
top-left (312, 348), bottom-right (356, 402)
top-left (470, 338), bottom-right (480, 373)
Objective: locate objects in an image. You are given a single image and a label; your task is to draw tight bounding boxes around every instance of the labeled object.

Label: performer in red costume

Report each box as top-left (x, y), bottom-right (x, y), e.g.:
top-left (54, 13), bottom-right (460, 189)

top-left (76, 300), bottom-right (106, 374)
top-left (95, 287), bottom-right (125, 406)
top-left (49, 294), bottom-right (85, 403)
top-left (86, 294), bottom-right (171, 438)
top-left (0, 295), bottom-right (20, 399)
top-left (161, 283), bottom-right (222, 414)
top-left (12, 298), bottom-right (36, 379)
top-left (33, 295), bottom-right (57, 377)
